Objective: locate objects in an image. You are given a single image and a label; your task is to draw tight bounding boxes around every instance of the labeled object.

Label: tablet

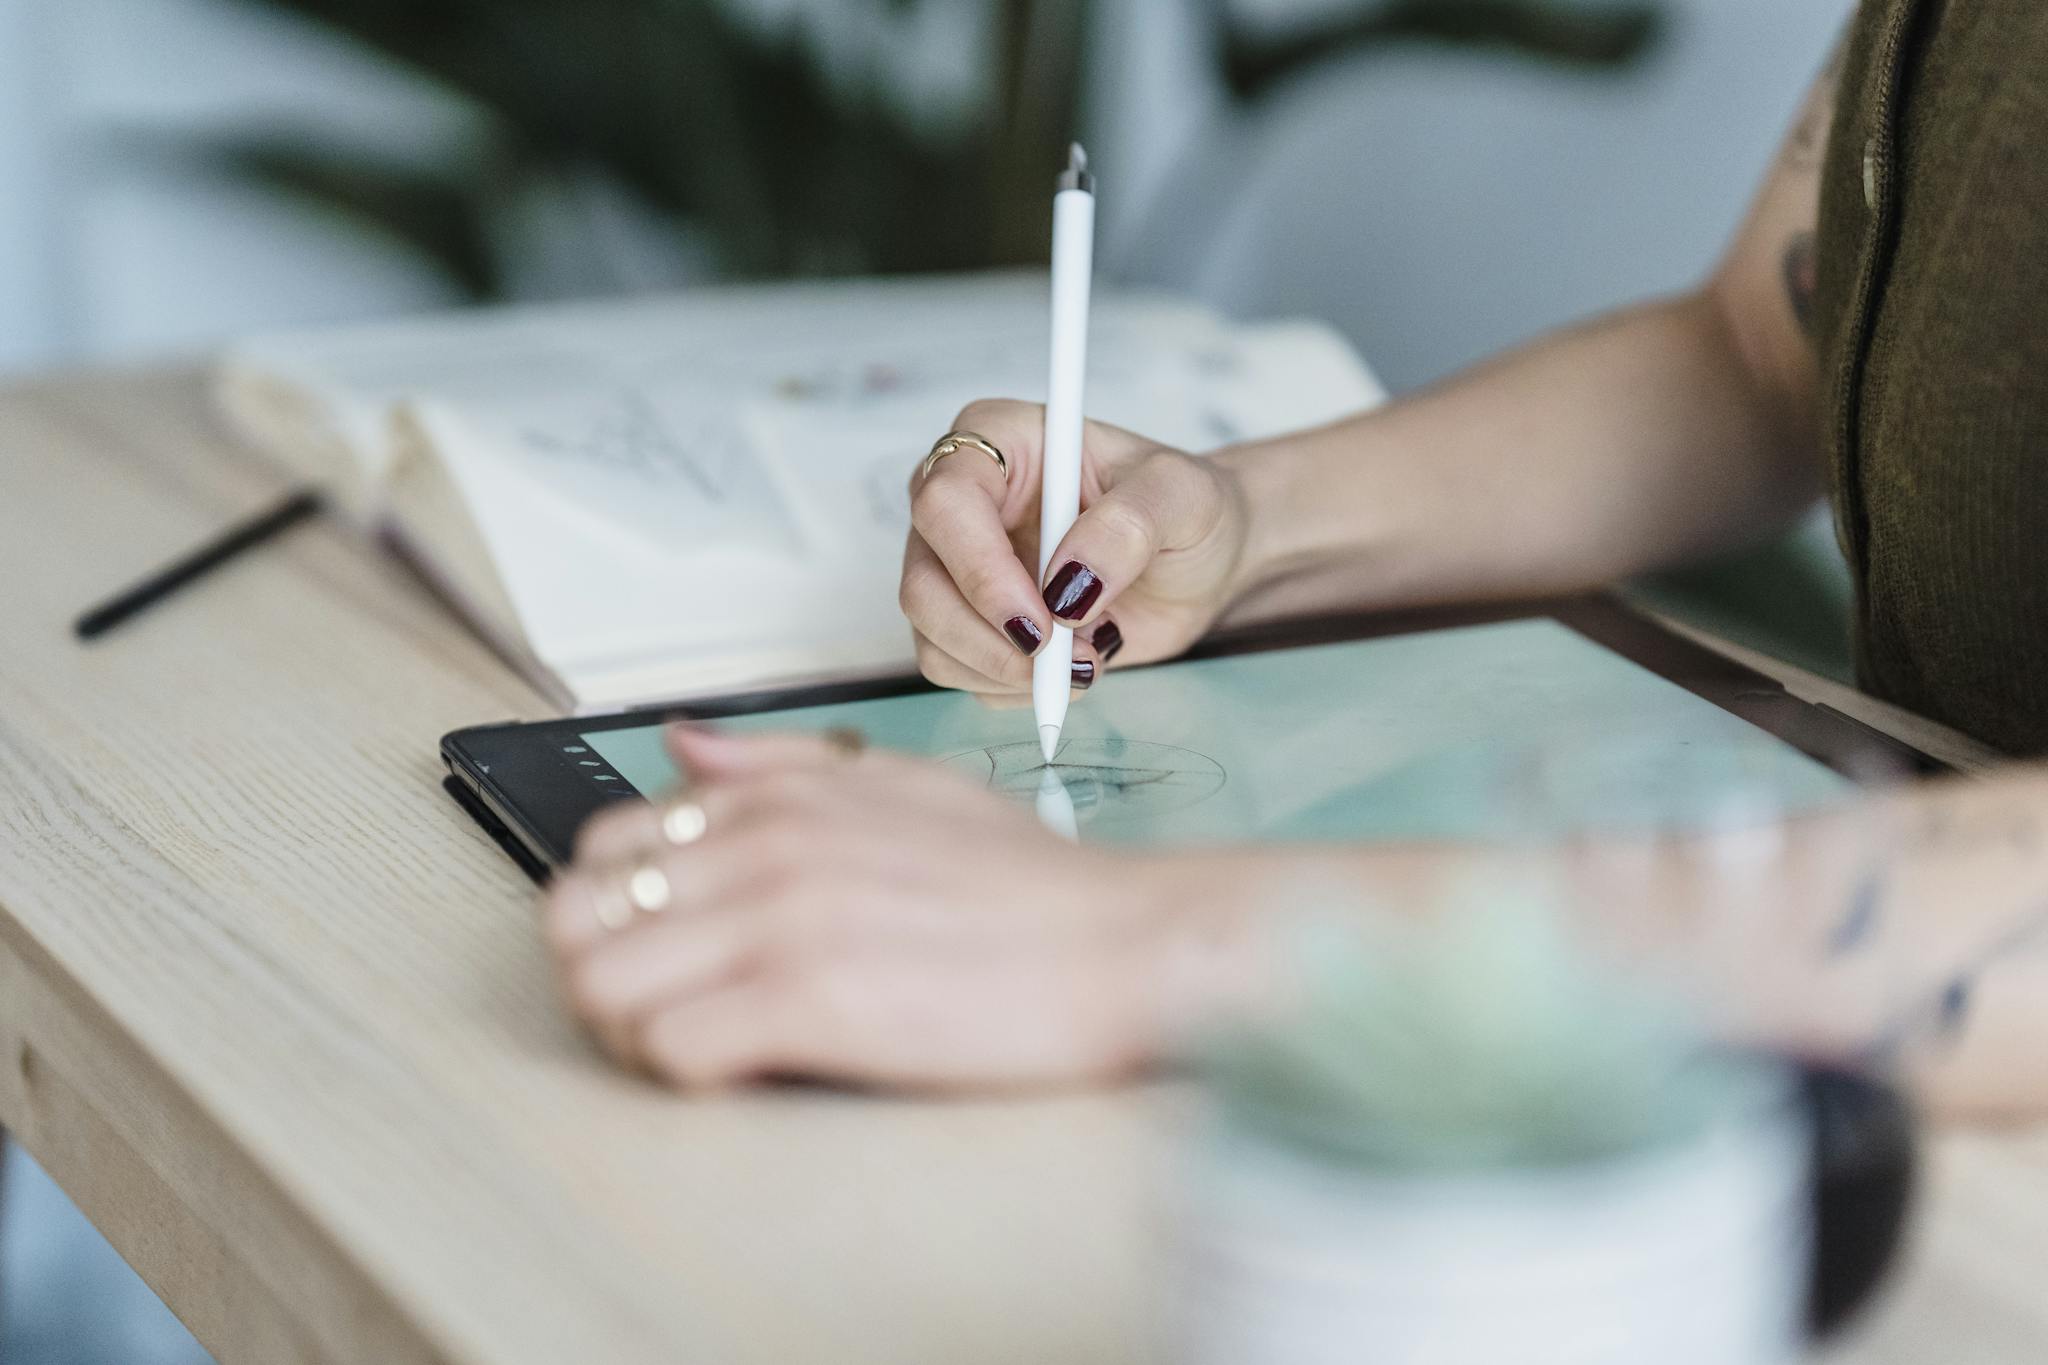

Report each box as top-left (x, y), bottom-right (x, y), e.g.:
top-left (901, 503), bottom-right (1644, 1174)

top-left (440, 598), bottom-right (1938, 882)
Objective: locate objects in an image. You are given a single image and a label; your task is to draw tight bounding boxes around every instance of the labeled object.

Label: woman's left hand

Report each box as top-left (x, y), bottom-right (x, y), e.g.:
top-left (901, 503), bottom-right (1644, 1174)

top-left (541, 725), bottom-right (1240, 1091)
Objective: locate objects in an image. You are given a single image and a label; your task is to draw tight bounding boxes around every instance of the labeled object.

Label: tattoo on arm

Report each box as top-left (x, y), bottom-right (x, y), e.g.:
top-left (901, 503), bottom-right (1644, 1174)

top-left (1859, 901), bottom-right (2048, 1063)
top-left (1827, 867), bottom-right (1884, 956)
top-left (1902, 810), bottom-right (2043, 855)
top-left (1783, 233), bottom-right (1819, 337)
top-left (1785, 102), bottom-right (1831, 173)
top-left (1825, 805), bottom-right (2048, 1064)
top-left (1774, 32), bottom-right (1846, 334)
top-left (1937, 979), bottom-right (1973, 1035)
top-left (1784, 35), bottom-right (1848, 172)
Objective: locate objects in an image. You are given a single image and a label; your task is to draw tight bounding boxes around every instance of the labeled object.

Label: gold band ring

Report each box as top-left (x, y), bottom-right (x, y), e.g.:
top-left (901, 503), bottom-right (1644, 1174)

top-left (659, 797), bottom-right (709, 847)
top-left (591, 860), bottom-right (673, 934)
top-left (921, 431), bottom-right (1008, 481)
top-left (625, 862), bottom-right (673, 914)
top-left (593, 885), bottom-right (636, 933)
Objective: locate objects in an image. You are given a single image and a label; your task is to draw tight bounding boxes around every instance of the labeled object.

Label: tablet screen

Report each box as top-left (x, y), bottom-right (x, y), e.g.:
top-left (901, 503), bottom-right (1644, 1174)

top-left (578, 619), bottom-right (1855, 846)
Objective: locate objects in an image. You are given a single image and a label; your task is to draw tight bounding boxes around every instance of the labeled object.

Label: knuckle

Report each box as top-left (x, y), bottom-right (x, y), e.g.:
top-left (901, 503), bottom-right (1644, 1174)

top-left (915, 638), bottom-right (964, 688)
top-left (952, 556), bottom-right (1008, 611)
top-left (906, 477), bottom-right (942, 527)
top-left (1156, 449), bottom-right (1223, 519)
top-left (1143, 451), bottom-right (1198, 502)
top-left (897, 558), bottom-right (938, 617)
top-left (976, 635), bottom-right (1030, 686)
top-left (1091, 496), bottom-right (1156, 552)
top-left (908, 472), bottom-right (967, 529)
top-left (902, 563), bottom-right (958, 623)
top-left (917, 470), bottom-right (962, 511)
top-left (1140, 446), bottom-right (1189, 477)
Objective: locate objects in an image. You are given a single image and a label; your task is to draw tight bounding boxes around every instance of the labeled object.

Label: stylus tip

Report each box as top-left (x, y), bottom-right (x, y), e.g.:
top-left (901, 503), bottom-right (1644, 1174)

top-left (1038, 725), bottom-right (1060, 765)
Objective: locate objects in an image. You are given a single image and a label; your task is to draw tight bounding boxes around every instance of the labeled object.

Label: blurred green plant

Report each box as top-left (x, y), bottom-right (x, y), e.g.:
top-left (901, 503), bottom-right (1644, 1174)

top-left (185, 0), bottom-right (1662, 299)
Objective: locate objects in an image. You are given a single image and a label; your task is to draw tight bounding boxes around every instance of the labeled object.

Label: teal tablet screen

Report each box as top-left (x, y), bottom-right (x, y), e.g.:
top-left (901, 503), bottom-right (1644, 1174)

top-left (582, 619), bottom-right (1854, 846)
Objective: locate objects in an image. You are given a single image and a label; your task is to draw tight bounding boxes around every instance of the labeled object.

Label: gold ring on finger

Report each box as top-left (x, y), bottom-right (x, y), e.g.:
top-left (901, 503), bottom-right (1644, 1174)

top-left (824, 727), bottom-right (867, 761)
top-left (593, 884), bottom-right (637, 933)
top-left (921, 431), bottom-right (1009, 481)
top-left (660, 797), bottom-right (709, 847)
top-left (625, 861), bottom-right (673, 915)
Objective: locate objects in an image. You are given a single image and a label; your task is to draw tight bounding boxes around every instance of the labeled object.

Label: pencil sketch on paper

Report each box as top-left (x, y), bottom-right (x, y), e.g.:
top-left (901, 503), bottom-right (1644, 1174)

top-left (518, 388), bottom-right (750, 500)
top-left (942, 738), bottom-right (1226, 826)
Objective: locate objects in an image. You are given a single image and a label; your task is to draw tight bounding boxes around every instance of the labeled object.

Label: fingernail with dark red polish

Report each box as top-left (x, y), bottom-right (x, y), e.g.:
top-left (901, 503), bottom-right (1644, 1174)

top-left (1003, 615), bottom-right (1044, 655)
top-left (1044, 561), bottom-right (1102, 621)
top-left (1071, 659), bottom-right (1096, 690)
top-left (1090, 619), bottom-right (1123, 663)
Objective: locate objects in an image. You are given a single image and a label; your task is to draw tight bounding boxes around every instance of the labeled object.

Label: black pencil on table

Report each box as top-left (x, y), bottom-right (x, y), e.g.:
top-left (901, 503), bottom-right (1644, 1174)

top-left (74, 488), bottom-right (327, 641)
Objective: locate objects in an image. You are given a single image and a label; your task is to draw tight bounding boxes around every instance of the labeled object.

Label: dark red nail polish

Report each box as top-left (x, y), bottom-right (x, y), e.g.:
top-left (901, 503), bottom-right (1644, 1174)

top-left (1071, 659), bottom-right (1096, 690)
top-left (1090, 619), bottom-right (1123, 663)
top-left (1044, 561), bottom-right (1102, 621)
top-left (1003, 615), bottom-right (1044, 654)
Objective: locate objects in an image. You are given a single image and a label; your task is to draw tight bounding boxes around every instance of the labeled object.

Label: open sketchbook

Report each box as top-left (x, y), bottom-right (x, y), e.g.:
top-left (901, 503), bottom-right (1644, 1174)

top-left (216, 273), bottom-right (1385, 711)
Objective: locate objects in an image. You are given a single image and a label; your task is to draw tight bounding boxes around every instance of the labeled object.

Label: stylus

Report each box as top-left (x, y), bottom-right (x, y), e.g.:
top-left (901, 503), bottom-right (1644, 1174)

top-left (1033, 142), bottom-right (1096, 764)
top-left (74, 487), bottom-right (326, 641)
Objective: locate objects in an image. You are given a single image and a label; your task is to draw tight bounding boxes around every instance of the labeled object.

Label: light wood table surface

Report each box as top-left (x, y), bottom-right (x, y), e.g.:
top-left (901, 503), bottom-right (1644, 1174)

top-left (0, 368), bottom-right (2040, 1364)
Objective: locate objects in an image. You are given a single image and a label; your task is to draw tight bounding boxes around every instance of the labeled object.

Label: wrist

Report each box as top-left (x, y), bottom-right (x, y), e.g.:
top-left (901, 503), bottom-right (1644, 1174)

top-left (1210, 414), bottom-right (1417, 625)
top-left (1129, 845), bottom-right (1427, 1054)
top-left (1211, 438), bottom-right (1300, 617)
top-left (1554, 820), bottom-right (1876, 1059)
top-left (1131, 852), bottom-right (1288, 1054)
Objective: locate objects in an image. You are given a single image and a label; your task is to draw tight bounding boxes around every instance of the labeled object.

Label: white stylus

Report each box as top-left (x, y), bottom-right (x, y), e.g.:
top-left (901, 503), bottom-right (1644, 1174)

top-left (1033, 142), bottom-right (1096, 764)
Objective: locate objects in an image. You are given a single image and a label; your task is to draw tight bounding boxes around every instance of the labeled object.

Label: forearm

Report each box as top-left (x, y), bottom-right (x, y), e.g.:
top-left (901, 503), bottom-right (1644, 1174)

top-left (1163, 770), bottom-right (2048, 1123)
top-left (1215, 291), bottom-right (1823, 623)
top-left (1669, 770), bottom-right (2048, 1123)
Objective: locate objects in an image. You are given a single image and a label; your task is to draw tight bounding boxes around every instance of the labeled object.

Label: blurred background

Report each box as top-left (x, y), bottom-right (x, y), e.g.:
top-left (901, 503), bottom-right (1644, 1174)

top-left (0, 0), bottom-right (1849, 1360)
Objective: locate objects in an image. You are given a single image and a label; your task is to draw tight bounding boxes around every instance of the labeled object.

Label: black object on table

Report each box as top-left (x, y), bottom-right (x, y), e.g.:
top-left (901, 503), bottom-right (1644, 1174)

top-left (74, 489), bottom-right (324, 641)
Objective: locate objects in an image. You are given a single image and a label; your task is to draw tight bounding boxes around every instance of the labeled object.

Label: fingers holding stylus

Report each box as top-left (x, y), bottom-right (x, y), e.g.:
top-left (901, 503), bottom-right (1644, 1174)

top-left (906, 398), bottom-right (1049, 637)
top-left (916, 624), bottom-right (1103, 703)
top-left (902, 532), bottom-right (1039, 686)
top-left (904, 398), bottom-right (1168, 655)
top-left (902, 526), bottom-right (1110, 700)
top-left (913, 629), bottom-right (1020, 696)
top-left (908, 474), bottom-right (1047, 651)
top-left (1041, 450), bottom-right (1226, 630)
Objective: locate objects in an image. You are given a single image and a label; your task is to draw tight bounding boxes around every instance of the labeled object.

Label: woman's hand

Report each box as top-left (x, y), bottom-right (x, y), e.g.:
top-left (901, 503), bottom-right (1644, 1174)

top-left (901, 398), bottom-right (1252, 704)
top-left (541, 726), bottom-right (1257, 1091)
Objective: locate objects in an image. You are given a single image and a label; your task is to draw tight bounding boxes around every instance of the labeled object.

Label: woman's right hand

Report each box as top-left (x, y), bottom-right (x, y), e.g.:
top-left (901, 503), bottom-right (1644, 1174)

top-left (901, 398), bottom-right (1252, 703)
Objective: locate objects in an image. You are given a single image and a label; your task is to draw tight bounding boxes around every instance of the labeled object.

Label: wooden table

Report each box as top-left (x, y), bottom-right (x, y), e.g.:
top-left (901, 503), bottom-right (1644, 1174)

top-left (0, 368), bottom-right (2038, 1364)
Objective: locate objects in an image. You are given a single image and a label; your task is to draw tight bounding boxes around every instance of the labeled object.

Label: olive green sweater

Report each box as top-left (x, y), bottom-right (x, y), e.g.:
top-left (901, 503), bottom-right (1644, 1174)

top-left (1819, 0), bottom-right (2048, 755)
